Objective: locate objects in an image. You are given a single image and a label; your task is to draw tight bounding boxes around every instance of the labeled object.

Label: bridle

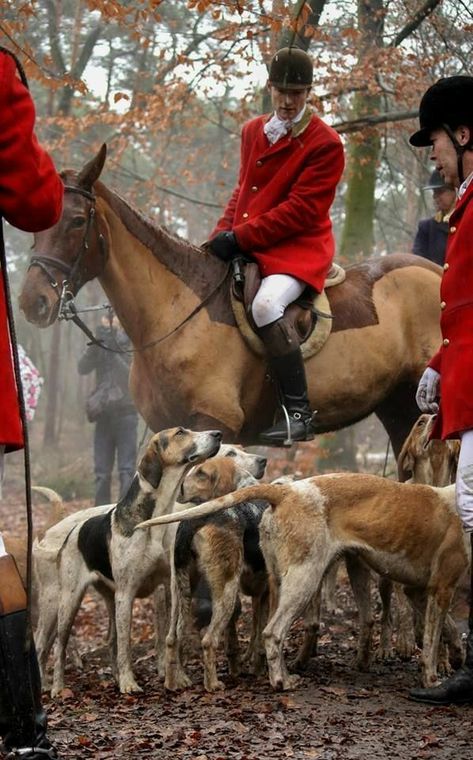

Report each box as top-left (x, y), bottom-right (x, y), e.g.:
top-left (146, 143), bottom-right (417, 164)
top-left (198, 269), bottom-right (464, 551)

top-left (28, 184), bottom-right (107, 321)
top-left (27, 182), bottom-right (232, 354)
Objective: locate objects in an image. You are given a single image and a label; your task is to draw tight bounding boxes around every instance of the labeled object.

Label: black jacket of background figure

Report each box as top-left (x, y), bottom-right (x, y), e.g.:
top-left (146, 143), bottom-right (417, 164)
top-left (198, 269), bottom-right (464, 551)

top-left (78, 324), bottom-right (138, 505)
top-left (78, 324), bottom-right (136, 416)
top-left (412, 217), bottom-right (449, 266)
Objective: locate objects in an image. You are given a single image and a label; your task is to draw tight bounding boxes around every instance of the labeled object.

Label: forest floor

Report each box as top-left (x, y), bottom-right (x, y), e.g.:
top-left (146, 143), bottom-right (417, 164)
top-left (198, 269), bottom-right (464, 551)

top-left (1, 490), bottom-right (472, 760)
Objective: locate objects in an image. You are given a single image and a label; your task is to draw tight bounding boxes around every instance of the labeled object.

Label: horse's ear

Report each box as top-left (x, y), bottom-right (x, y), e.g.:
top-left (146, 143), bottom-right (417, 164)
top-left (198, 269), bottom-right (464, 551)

top-left (77, 144), bottom-right (107, 190)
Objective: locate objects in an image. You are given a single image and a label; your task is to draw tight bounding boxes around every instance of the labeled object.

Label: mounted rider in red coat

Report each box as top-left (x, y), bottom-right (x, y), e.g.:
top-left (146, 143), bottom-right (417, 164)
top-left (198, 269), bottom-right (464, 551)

top-left (0, 45), bottom-right (63, 760)
top-left (408, 75), bottom-right (473, 707)
top-left (207, 47), bottom-right (345, 445)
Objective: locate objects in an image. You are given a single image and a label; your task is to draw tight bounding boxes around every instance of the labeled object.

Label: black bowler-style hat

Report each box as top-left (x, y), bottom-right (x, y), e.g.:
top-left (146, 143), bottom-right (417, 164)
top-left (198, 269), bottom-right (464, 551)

top-left (268, 47), bottom-right (313, 90)
top-left (422, 169), bottom-right (454, 191)
top-left (409, 75), bottom-right (473, 147)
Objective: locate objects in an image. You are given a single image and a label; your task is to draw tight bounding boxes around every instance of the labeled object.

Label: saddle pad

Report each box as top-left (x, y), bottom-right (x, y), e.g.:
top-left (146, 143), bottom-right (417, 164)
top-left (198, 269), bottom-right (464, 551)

top-left (231, 288), bottom-right (333, 360)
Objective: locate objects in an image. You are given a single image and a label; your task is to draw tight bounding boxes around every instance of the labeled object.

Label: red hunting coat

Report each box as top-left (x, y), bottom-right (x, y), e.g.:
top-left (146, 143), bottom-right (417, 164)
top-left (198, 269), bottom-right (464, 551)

top-left (428, 179), bottom-right (473, 440)
top-left (211, 109), bottom-right (345, 292)
top-left (0, 50), bottom-right (63, 451)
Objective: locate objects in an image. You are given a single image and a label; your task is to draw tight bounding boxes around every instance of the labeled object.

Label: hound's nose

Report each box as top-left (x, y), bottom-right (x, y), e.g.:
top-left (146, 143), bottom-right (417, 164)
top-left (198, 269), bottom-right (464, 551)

top-left (210, 431), bottom-right (223, 442)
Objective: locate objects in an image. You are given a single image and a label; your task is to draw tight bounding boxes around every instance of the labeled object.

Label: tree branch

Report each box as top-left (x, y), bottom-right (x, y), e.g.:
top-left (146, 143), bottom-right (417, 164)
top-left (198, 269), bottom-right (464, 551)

top-left (281, 0), bottom-right (328, 50)
top-left (390, 0), bottom-right (443, 48)
top-left (333, 108), bottom-right (418, 134)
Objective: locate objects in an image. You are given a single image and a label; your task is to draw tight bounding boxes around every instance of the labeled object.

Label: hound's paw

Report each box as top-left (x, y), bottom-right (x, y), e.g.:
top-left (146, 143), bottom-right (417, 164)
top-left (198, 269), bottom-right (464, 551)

top-left (119, 676), bottom-right (143, 694)
top-left (271, 673), bottom-right (301, 691)
top-left (374, 644), bottom-right (395, 662)
top-left (204, 677), bottom-right (225, 692)
top-left (165, 670), bottom-right (192, 691)
top-left (50, 684), bottom-right (64, 699)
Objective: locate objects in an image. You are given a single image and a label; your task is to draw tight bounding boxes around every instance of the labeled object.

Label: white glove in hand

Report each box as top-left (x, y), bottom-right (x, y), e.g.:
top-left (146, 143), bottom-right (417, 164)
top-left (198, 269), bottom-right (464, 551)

top-left (416, 367), bottom-right (440, 413)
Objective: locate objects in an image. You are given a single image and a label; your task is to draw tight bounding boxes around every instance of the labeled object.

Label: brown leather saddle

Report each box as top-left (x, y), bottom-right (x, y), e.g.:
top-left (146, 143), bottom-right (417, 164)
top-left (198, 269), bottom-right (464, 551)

top-left (230, 261), bottom-right (345, 360)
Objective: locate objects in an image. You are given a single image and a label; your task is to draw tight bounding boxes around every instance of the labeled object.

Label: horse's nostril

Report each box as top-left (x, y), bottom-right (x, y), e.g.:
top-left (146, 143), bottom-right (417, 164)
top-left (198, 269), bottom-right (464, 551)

top-left (37, 295), bottom-right (49, 317)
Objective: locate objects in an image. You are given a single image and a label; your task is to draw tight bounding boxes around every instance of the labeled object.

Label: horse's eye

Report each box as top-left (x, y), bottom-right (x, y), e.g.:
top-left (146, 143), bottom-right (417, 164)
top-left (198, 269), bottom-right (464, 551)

top-left (225, 450), bottom-right (236, 457)
top-left (71, 216), bottom-right (86, 228)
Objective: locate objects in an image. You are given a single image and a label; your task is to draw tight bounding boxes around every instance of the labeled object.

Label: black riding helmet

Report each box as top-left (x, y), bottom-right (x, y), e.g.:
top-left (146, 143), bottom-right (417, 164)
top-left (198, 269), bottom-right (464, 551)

top-left (410, 75), bottom-right (473, 183)
top-left (268, 47), bottom-right (313, 90)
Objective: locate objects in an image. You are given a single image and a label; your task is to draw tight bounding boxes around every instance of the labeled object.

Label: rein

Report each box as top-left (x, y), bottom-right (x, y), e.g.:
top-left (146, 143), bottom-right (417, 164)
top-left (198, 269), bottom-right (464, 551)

top-left (29, 184), bottom-right (232, 354)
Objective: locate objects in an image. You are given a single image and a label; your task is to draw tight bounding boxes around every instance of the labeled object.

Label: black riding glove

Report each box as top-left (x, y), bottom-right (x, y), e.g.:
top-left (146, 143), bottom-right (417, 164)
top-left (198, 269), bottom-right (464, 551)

top-left (208, 231), bottom-right (241, 262)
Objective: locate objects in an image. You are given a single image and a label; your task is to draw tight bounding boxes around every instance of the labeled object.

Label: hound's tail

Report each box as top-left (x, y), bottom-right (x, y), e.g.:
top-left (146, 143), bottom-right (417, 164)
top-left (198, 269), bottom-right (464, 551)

top-left (32, 486), bottom-right (66, 540)
top-left (136, 483), bottom-right (289, 530)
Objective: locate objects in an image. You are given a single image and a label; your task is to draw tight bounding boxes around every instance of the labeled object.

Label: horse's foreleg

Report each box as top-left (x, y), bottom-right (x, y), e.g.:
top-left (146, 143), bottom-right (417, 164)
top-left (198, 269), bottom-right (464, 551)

top-left (374, 381), bottom-right (420, 459)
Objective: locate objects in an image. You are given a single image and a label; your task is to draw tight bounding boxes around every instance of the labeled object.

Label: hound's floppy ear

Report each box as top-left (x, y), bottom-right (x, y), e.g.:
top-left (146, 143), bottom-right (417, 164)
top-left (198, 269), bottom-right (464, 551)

top-left (209, 467), bottom-right (220, 496)
top-left (77, 144), bottom-right (107, 190)
top-left (138, 445), bottom-right (163, 489)
top-left (448, 441), bottom-right (461, 470)
top-left (397, 444), bottom-right (414, 483)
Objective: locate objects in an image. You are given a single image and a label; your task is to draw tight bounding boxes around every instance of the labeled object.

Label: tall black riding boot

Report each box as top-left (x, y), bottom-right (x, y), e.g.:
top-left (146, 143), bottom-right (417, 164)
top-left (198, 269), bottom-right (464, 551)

top-left (0, 554), bottom-right (58, 759)
top-left (409, 534), bottom-right (473, 706)
top-left (258, 317), bottom-right (315, 445)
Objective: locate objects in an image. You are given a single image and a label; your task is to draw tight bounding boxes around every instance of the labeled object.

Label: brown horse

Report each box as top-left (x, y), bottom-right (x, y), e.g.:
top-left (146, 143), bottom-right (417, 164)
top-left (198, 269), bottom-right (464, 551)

top-left (19, 145), bottom-right (442, 456)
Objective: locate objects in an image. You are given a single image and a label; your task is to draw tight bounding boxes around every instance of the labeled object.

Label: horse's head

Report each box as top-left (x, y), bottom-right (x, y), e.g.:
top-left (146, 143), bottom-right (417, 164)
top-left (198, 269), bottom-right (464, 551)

top-left (19, 144), bottom-right (108, 327)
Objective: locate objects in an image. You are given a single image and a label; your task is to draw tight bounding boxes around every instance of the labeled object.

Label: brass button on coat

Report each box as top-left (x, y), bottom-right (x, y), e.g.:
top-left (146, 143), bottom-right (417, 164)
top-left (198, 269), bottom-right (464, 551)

top-left (443, 338), bottom-right (450, 346)
top-left (251, 186), bottom-right (258, 192)
top-left (256, 160), bottom-right (263, 167)
top-left (450, 226), bottom-right (457, 233)
top-left (443, 262), bottom-right (449, 270)
top-left (440, 301), bottom-right (446, 310)
top-left (242, 212), bottom-right (249, 219)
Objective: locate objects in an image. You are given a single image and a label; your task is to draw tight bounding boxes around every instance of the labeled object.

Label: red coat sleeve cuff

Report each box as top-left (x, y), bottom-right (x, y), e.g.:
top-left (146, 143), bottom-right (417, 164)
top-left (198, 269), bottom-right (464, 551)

top-left (428, 349), bottom-right (442, 373)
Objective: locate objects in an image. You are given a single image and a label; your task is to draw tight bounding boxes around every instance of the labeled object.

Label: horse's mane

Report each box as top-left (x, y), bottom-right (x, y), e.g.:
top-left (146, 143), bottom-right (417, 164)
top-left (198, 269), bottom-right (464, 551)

top-left (61, 169), bottom-right (224, 291)
top-left (98, 181), bottom-right (202, 260)
top-left (91, 176), bottom-right (233, 321)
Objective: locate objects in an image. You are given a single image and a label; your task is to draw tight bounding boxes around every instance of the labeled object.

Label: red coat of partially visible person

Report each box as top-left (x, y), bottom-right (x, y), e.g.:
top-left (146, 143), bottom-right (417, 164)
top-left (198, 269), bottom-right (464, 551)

top-left (0, 45), bottom-right (63, 760)
top-left (207, 47), bottom-right (345, 446)
top-left (409, 75), bottom-right (473, 709)
top-left (0, 47), bottom-right (63, 453)
top-left (427, 177), bottom-right (473, 440)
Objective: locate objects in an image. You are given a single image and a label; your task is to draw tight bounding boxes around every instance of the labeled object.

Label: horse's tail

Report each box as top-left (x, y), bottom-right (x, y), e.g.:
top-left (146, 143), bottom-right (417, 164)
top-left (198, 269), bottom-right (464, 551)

top-left (135, 483), bottom-right (288, 530)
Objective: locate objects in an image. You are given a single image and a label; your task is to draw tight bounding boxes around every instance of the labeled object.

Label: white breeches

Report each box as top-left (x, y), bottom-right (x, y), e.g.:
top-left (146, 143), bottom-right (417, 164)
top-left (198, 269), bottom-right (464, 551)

top-left (251, 274), bottom-right (306, 328)
top-left (456, 429), bottom-right (473, 533)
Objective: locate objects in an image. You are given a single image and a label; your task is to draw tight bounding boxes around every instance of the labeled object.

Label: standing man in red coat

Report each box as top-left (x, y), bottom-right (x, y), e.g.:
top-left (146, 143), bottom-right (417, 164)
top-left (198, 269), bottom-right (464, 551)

top-left (0, 46), bottom-right (63, 759)
top-left (207, 47), bottom-right (345, 445)
top-left (409, 75), bottom-right (473, 705)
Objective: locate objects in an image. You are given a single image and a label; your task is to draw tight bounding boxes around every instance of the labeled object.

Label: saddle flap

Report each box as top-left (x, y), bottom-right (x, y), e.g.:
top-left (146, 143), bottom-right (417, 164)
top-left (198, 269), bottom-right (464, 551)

top-left (230, 260), bottom-right (346, 360)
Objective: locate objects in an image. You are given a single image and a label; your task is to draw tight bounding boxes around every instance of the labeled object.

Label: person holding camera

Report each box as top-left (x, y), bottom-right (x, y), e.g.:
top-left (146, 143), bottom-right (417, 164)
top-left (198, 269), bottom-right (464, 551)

top-left (78, 311), bottom-right (138, 506)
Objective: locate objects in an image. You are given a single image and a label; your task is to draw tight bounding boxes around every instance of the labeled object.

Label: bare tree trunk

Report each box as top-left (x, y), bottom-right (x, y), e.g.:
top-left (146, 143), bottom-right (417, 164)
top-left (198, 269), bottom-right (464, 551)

top-left (339, 0), bottom-right (384, 261)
